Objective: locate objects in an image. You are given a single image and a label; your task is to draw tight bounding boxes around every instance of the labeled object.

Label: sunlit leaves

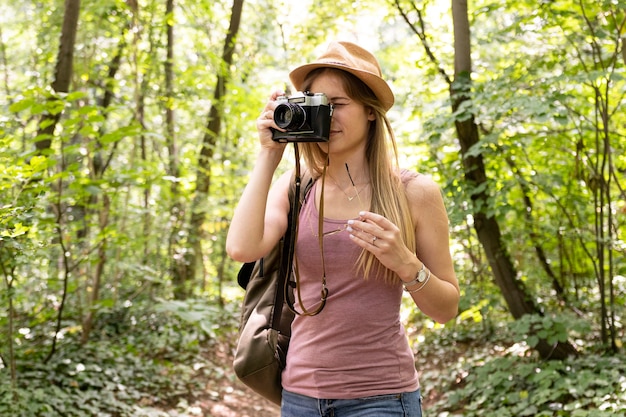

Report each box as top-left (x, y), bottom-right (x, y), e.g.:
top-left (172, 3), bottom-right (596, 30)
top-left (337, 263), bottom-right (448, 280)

top-left (0, 0), bottom-right (624, 415)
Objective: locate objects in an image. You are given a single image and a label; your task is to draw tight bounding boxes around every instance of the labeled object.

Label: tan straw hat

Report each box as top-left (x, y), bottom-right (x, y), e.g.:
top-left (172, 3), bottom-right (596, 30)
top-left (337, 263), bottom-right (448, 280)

top-left (289, 41), bottom-right (395, 111)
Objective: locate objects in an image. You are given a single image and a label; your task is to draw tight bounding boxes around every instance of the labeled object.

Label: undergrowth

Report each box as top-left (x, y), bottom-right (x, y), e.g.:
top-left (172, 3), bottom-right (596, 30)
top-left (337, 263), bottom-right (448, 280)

top-left (0, 299), bottom-right (238, 417)
top-left (414, 314), bottom-right (626, 417)
top-left (2, 296), bottom-right (624, 416)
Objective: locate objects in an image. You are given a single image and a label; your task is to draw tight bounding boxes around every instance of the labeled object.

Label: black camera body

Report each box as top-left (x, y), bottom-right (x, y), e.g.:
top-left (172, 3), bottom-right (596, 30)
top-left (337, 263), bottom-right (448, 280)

top-left (271, 92), bottom-right (332, 143)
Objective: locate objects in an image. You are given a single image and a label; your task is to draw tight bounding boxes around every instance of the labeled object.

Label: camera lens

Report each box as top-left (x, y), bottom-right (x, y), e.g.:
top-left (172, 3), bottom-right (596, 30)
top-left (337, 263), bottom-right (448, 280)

top-left (274, 103), bottom-right (306, 131)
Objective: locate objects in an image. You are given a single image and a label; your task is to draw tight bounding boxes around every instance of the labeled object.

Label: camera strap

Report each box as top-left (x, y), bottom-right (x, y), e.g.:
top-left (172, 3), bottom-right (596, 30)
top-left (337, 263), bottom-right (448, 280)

top-left (285, 143), bottom-right (328, 316)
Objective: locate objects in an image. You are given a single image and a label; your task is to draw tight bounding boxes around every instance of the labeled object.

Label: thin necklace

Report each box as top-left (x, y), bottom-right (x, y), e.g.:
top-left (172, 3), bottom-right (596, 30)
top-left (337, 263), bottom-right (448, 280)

top-left (327, 163), bottom-right (369, 204)
top-left (327, 175), bottom-right (368, 201)
top-left (308, 163), bottom-right (368, 238)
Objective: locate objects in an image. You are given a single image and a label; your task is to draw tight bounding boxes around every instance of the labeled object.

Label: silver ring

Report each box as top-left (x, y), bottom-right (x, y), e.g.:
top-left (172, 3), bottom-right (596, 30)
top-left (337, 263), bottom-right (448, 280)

top-left (372, 236), bottom-right (377, 244)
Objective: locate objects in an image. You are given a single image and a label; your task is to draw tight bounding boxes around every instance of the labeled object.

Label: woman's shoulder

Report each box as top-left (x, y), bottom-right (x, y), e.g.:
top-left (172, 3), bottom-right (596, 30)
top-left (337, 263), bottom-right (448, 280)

top-left (274, 166), bottom-right (317, 200)
top-left (398, 169), bottom-right (447, 230)
top-left (399, 168), bottom-right (419, 184)
top-left (398, 168), bottom-right (443, 203)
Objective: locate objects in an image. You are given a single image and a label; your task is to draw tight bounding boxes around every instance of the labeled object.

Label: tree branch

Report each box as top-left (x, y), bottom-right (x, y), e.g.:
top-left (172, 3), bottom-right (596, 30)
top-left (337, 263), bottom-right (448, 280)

top-left (392, 0), bottom-right (452, 85)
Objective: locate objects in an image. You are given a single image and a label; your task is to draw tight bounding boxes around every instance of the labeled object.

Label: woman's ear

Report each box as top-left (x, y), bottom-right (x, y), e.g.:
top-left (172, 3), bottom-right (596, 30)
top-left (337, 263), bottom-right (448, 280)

top-left (367, 107), bottom-right (375, 121)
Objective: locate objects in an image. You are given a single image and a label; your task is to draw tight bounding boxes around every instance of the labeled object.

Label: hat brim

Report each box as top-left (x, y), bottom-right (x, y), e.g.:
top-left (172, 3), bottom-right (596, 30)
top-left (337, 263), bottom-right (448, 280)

top-left (289, 63), bottom-right (395, 111)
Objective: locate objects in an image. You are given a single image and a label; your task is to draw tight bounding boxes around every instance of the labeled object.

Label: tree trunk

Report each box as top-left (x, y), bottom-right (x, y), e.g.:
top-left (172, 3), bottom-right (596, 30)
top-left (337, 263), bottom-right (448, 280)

top-left (450, 0), bottom-right (576, 359)
top-left (127, 0), bottom-right (154, 267)
top-left (162, 0), bottom-right (188, 299)
top-left (80, 195), bottom-right (110, 344)
top-left (177, 0), bottom-right (244, 297)
top-left (2, 265), bottom-right (17, 399)
top-left (35, 0), bottom-right (81, 363)
top-left (35, 0), bottom-right (80, 153)
top-left (505, 157), bottom-right (565, 299)
top-left (77, 17), bottom-right (128, 343)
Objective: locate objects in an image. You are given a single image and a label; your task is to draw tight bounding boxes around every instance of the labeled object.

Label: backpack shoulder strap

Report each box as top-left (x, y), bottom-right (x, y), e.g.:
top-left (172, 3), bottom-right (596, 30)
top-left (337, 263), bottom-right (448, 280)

top-left (279, 166), bottom-right (312, 285)
top-left (236, 168), bottom-right (313, 290)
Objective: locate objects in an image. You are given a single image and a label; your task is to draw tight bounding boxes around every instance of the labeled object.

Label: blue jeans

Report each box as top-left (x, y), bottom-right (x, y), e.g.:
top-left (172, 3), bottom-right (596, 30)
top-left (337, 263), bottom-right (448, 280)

top-left (281, 389), bottom-right (423, 417)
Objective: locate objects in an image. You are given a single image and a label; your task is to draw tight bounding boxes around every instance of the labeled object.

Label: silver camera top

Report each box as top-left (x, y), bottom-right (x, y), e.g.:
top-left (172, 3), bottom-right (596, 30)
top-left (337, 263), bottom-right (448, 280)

top-left (276, 91), bottom-right (329, 106)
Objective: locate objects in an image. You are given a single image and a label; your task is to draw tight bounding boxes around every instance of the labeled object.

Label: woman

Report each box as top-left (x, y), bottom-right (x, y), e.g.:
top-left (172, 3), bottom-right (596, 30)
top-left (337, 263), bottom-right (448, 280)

top-left (227, 41), bottom-right (459, 417)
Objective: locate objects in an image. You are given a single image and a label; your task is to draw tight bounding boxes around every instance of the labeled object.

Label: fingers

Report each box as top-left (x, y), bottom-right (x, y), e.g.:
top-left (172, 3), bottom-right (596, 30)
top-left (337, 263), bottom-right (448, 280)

top-left (269, 90), bottom-right (285, 101)
top-left (256, 90), bottom-right (285, 132)
top-left (262, 90), bottom-right (285, 116)
top-left (347, 211), bottom-right (393, 248)
top-left (347, 211), bottom-right (411, 275)
top-left (257, 109), bottom-right (275, 125)
top-left (349, 211), bottom-right (390, 236)
top-left (256, 91), bottom-right (288, 147)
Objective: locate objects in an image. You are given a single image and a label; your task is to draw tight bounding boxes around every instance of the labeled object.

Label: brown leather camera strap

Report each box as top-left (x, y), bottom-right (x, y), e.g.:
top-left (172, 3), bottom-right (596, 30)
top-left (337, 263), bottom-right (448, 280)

top-left (286, 143), bottom-right (328, 316)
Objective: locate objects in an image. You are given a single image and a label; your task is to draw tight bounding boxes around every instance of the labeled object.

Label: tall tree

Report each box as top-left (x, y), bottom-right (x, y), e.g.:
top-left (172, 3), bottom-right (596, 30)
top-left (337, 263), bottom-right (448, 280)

top-left (449, 0), bottom-right (576, 358)
top-left (394, 0), bottom-right (578, 358)
top-left (547, 1), bottom-right (626, 351)
top-left (174, 0), bottom-right (245, 298)
top-left (33, 0), bottom-right (82, 362)
top-left (163, 0), bottom-right (187, 297)
top-left (35, 0), bottom-right (81, 154)
top-left (79, 2), bottom-right (134, 343)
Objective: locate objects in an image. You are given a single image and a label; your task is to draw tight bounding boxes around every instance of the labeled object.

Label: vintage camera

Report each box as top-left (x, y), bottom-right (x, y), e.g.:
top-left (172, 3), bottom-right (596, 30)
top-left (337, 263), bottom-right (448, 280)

top-left (271, 92), bottom-right (333, 142)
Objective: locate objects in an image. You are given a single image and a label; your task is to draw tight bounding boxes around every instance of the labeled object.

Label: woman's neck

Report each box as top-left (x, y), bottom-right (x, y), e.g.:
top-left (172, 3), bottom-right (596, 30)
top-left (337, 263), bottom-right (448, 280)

top-left (326, 158), bottom-right (369, 188)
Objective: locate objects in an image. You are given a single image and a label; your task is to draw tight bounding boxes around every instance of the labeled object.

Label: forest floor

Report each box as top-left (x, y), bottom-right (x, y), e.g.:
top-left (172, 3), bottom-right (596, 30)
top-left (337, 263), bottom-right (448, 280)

top-left (170, 338), bottom-right (282, 417)
top-left (200, 341), bottom-right (281, 417)
top-left (150, 337), bottom-right (280, 417)
top-left (154, 336), bottom-right (460, 417)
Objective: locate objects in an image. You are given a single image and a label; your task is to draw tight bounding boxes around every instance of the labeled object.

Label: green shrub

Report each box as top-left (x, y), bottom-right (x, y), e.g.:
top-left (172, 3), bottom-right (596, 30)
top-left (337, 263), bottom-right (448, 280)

top-left (0, 299), bottom-right (237, 416)
top-left (417, 318), bottom-right (626, 416)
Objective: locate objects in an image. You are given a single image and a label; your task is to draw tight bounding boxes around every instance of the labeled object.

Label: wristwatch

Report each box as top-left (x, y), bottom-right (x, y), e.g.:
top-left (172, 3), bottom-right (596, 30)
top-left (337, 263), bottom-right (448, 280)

top-left (404, 263), bottom-right (427, 287)
top-left (415, 263), bottom-right (428, 283)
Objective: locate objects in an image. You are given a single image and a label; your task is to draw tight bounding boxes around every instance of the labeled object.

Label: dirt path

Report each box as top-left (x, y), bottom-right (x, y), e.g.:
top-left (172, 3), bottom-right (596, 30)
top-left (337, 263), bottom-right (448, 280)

top-left (159, 335), bottom-right (457, 416)
top-left (201, 382), bottom-right (280, 417)
top-left (194, 340), bottom-right (281, 417)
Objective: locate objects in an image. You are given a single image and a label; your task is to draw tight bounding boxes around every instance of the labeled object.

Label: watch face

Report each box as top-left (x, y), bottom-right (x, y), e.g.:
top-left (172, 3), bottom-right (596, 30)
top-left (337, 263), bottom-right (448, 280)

top-left (417, 269), bottom-right (427, 282)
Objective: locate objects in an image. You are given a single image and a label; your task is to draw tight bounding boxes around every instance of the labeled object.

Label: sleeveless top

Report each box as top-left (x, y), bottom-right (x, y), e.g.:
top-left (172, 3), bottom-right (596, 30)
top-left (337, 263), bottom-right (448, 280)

top-left (281, 171), bottom-right (420, 399)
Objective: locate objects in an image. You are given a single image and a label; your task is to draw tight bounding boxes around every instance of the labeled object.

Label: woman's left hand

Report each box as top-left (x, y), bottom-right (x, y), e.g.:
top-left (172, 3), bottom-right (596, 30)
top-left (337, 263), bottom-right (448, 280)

top-left (346, 211), bottom-right (414, 275)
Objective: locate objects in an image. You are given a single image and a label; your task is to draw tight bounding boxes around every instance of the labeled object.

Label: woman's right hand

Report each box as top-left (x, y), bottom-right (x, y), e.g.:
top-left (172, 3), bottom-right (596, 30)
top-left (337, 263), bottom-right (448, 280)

top-left (256, 90), bottom-right (288, 150)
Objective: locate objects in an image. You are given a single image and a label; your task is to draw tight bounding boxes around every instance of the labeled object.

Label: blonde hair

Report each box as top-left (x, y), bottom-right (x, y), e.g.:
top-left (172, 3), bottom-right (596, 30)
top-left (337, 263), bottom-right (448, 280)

top-left (299, 68), bottom-right (416, 283)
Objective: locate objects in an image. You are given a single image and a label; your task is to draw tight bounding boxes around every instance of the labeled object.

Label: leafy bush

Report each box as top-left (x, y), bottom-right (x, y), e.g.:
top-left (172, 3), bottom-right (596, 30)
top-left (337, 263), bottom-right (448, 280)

top-left (0, 299), bottom-right (238, 417)
top-left (416, 318), bottom-right (626, 417)
top-left (441, 354), bottom-right (626, 417)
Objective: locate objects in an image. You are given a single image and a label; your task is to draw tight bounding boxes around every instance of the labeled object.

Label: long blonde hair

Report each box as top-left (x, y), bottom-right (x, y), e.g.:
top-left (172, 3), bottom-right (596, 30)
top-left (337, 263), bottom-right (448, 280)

top-left (299, 68), bottom-right (416, 283)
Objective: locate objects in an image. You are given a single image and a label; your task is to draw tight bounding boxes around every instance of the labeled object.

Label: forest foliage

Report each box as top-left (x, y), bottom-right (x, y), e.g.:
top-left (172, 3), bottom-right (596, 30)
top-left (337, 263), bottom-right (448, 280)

top-left (1, 0), bottom-right (625, 416)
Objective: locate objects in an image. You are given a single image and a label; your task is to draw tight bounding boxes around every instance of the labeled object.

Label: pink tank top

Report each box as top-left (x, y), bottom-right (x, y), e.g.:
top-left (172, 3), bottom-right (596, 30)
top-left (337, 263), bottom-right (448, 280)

top-left (282, 177), bottom-right (419, 399)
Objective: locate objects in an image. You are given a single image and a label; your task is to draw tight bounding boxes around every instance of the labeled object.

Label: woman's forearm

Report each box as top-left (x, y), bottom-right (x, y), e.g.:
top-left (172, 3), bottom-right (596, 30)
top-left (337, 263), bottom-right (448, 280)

top-left (226, 147), bottom-right (287, 262)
